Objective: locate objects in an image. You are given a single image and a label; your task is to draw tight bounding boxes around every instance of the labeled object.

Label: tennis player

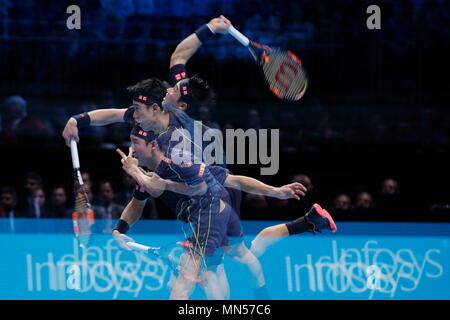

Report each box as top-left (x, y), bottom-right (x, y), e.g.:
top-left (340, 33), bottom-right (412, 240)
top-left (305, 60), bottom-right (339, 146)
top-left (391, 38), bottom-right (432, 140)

top-left (62, 15), bottom-right (336, 298)
top-left (114, 126), bottom-right (336, 299)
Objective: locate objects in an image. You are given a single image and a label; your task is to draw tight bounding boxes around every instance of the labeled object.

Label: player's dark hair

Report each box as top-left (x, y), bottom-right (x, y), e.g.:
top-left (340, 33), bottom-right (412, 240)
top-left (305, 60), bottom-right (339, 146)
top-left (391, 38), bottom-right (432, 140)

top-left (126, 78), bottom-right (169, 108)
top-left (186, 75), bottom-right (216, 107)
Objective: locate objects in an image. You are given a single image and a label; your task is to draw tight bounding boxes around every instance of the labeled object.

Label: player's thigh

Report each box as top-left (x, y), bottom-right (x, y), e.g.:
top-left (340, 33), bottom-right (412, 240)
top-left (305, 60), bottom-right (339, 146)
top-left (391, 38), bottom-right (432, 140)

top-left (189, 207), bottom-right (231, 258)
top-left (201, 268), bottom-right (229, 300)
top-left (169, 252), bottom-right (200, 300)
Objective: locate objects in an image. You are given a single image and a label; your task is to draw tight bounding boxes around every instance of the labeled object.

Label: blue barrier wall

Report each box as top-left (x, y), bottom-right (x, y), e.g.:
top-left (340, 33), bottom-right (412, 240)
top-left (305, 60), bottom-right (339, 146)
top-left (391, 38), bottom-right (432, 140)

top-left (0, 219), bottom-right (449, 300)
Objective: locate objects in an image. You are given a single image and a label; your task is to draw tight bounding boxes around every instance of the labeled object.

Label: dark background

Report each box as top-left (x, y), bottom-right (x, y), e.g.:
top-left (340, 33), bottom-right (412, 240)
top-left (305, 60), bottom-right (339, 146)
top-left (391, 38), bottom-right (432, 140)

top-left (1, 0), bottom-right (449, 222)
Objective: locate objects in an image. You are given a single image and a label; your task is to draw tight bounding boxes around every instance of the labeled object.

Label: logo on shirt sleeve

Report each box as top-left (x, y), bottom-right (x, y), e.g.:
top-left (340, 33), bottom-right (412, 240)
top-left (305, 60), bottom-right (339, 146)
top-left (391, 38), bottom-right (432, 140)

top-left (174, 72), bottom-right (187, 81)
top-left (198, 163), bottom-right (206, 177)
top-left (179, 161), bottom-right (193, 168)
top-left (135, 185), bottom-right (146, 193)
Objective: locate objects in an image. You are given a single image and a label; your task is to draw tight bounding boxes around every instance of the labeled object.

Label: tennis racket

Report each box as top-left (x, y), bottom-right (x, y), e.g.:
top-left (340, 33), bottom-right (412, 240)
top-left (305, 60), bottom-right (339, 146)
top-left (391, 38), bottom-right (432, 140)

top-left (227, 25), bottom-right (308, 101)
top-left (70, 138), bottom-right (94, 248)
top-left (127, 240), bottom-right (201, 283)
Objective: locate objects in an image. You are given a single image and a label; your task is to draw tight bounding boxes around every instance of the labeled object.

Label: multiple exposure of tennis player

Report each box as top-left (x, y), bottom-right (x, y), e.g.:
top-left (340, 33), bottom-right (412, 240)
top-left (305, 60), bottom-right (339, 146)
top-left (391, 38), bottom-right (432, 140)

top-left (62, 15), bottom-right (337, 300)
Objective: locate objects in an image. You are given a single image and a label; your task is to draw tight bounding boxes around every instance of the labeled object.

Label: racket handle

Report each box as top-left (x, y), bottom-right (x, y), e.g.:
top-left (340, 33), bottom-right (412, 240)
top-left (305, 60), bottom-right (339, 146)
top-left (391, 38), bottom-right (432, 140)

top-left (227, 26), bottom-right (250, 47)
top-left (127, 242), bottom-right (150, 253)
top-left (70, 138), bottom-right (80, 170)
top-left (70, 138), bottom-right (84, 185)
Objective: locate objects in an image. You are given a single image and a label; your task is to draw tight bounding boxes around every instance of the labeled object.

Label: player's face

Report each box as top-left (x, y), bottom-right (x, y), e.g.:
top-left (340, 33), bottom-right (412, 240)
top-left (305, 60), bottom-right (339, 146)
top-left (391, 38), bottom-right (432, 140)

top-left (162, 84), bottom-right (184, 109)
top-left (132, 101), bottom-right (158, 131)
top-left (130, 135), bottom-right (153, 167)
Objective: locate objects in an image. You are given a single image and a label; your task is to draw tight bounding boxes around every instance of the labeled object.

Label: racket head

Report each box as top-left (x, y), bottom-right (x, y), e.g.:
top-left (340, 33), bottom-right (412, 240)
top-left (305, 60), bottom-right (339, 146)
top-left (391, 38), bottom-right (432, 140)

top-left (72, 172), bottom-right (94, 247)
top-left (248, 42), bottom-right (308, 101)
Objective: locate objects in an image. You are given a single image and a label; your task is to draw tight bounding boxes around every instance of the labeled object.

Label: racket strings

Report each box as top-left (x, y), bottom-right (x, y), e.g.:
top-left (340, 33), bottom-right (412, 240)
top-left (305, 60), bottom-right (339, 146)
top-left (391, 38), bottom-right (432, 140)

top-left (261, 49), bottom-right (308, 101)
top-left (74, 192), bottom-right (89, 213)
top-left (73, 177), bottom-right (94, 241)
top-left (285, 68), bottom-right (308, 100)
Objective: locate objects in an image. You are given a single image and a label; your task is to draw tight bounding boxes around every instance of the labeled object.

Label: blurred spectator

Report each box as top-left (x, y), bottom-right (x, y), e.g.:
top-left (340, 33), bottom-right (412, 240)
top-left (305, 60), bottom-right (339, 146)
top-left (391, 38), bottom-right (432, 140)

top-left (332, 193), bottom-right (352, 211)
top-left (376, 178), bottom-right (404, 216)
top-left (19, 171), bottom-right (42, 216)
top-left (83, 183), bottom-right (95, 204)
top-left (48, 185), bottom-right (71, 218)
top-left (80, 170), bottom-right (99, 204)
top-left (0, 186), bottom-right (20, 232)
top-left (0, 95), bottom-right (49, 144)
top-left (352, 191), bottom-right (376, 220)
top-left (27, 187), bottom-right (53, 218)
top-left (24, 171), bottom-right (42, 194)
top-left (0, 187), bottom-right (19, 217)
top-left (117, 172), bottom-right (136, 206)
top-left (354, 192), bottom-right (374, 210)
top-left (380, 178), bottom-right (399, 195)
top-left (81, 170), bottom-right (91, 185)
top-left (92, 181), bottom-right (124, 233)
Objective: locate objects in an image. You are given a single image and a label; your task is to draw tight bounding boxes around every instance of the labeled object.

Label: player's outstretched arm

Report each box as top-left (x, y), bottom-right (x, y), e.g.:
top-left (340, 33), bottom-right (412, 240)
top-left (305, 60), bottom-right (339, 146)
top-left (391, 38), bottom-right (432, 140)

top-left (165, 178), bottom-right (207, 196)
top-left (117, 147), bottom-right (208, 196)
top-left (224, 175), bottom-right (307, 200)
top-left (137, 168), bottom-right (208, 197)
top-left (62, 108), bottom-right (128, 146)
top-left (170, 15), bottom-right (232, 68)
top-left (119, 197), bottom-right (146, 228)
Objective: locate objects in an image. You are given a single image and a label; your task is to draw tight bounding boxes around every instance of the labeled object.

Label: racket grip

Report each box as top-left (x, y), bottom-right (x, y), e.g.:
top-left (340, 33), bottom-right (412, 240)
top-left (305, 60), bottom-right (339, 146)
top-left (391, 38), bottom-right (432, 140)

top-left (70, 138), bottom-right (80, 169)
top-left (227, 26), bottom-right (250, 46)
top-left (127, 242), bottom-right (150, 253)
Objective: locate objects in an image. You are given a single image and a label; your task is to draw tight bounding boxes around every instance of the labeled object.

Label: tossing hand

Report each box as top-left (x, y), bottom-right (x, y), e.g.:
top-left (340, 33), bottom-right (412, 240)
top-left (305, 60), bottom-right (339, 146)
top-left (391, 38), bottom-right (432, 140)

top-left (116, 147), bottom-right (139, 175)
top-left (275, 182), bottom-right (307, 200)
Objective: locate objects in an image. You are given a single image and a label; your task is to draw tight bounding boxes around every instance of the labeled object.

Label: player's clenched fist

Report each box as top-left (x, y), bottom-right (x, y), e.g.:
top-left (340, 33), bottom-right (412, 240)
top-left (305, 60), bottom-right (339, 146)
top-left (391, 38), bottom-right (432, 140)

top-left (208, 15), bottom-right (232, 34)
top-left (62, 117), bottom-right (79, 146)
